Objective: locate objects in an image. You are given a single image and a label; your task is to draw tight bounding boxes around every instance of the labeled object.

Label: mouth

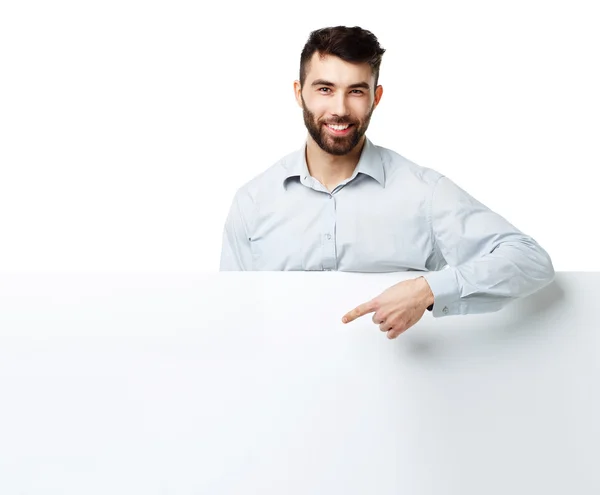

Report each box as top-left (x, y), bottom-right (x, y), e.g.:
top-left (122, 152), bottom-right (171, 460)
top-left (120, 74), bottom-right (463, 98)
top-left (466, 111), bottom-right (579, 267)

top-left (324, 123), bottom-right (354, 136)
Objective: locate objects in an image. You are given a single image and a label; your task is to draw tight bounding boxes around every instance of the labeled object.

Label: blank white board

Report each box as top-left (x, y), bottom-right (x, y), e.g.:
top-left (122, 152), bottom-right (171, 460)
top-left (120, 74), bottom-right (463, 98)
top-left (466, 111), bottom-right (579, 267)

top-left (0, 272), bottom-right (597, 494)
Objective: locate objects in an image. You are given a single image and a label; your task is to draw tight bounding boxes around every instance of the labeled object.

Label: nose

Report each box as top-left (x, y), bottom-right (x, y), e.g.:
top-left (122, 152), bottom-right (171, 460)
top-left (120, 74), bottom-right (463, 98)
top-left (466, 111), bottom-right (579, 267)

top-left (331, 92), bottom-right (349, 119)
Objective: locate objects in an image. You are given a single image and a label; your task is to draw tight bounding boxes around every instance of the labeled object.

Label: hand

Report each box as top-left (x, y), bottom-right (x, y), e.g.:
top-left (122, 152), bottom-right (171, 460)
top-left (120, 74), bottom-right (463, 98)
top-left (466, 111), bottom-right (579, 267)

top-left (341, 277), bottom-right (434, 339)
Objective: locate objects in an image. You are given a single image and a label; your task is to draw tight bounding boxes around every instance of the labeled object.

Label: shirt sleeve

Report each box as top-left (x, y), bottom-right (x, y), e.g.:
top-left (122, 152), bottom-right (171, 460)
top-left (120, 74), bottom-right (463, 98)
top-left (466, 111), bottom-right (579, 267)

top-left (420, 175), bottom-right (555, 318)
top-left (219, 190), bottom-right (253, 271)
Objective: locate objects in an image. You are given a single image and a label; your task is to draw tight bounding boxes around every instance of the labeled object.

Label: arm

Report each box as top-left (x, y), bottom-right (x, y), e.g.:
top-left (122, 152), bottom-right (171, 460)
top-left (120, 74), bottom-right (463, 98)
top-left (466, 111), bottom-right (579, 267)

top-left (219, 191), bottom-right (253, 271)
top-left (420, 176), bottom-right (555, 317)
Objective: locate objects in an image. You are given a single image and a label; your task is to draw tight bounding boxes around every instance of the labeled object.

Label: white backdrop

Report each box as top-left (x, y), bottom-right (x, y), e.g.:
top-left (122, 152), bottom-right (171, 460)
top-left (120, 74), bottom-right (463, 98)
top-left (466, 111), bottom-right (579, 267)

top-left (1, 0), bottom-right (598, 271)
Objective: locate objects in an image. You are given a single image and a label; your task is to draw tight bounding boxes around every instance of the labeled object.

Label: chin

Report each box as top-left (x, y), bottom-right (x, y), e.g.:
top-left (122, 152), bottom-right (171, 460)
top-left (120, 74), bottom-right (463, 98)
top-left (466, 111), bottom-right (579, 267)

top-left (322, 142), bottom-right (355, 156)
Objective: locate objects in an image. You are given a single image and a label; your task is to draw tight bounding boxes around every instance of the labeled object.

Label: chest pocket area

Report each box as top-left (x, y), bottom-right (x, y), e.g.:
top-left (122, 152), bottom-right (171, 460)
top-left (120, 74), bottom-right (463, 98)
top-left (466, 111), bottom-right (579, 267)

top-left (250, 233), bottom-right (305, 271)
top-left (349, 208), bottom-right (428, 272)
top-left (353, 230), bottom-right (406, 271)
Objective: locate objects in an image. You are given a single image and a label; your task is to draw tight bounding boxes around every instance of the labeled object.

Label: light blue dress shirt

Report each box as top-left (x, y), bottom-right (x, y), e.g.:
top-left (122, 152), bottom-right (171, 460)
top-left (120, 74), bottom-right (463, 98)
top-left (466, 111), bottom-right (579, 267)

top-left (220, 136), bottom-right (555, 318)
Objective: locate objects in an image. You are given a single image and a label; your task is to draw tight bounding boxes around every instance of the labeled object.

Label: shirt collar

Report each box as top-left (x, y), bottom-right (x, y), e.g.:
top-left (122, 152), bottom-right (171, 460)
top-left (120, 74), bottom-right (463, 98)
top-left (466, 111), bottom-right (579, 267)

top-left (283, 136), bottom-right (385, 189)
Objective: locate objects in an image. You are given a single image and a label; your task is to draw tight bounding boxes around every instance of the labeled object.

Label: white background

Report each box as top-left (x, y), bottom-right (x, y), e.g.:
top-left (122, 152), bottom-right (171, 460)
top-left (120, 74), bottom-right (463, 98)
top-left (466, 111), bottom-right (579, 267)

top-left (1, 0), bottom-right (598, 272)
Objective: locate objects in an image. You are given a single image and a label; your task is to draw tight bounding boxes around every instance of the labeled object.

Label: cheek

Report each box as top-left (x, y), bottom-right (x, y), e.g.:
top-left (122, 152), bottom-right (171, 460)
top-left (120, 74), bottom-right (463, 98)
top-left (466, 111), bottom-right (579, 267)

top-left (356, 103), bottom-right (373, 119)
top-left (309, 103), bottom-right (329, 120)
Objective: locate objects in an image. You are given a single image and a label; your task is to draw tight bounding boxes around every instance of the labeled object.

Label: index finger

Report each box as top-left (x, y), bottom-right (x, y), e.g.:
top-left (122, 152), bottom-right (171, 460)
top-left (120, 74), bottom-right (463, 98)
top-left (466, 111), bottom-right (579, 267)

top-left (342, 300), bottom-right (376, 324)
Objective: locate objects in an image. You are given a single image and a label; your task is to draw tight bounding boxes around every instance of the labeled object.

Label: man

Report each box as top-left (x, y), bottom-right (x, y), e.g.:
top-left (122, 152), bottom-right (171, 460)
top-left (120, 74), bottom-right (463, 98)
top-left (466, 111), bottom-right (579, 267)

top-left (219, 25), bottom-right (555, 339)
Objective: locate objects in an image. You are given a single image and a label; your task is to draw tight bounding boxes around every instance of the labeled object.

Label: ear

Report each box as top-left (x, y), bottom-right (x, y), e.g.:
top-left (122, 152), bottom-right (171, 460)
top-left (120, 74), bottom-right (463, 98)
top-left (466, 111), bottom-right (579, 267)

top-left (293, 80), bottom-right (303, 108)
top-left (373, 85), bottom-right (383, 108)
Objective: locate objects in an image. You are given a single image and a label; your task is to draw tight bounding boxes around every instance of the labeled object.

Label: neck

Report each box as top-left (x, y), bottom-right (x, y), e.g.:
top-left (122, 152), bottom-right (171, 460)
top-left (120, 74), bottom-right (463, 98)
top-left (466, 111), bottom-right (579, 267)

top-left (305, 135), bottom-right (366, 190)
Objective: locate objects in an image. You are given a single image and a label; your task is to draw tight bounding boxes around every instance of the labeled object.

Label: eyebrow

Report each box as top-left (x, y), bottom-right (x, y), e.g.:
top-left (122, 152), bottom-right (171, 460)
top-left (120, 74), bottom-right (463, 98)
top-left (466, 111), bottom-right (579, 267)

top-left (310, 79), bottom-right (371, 90)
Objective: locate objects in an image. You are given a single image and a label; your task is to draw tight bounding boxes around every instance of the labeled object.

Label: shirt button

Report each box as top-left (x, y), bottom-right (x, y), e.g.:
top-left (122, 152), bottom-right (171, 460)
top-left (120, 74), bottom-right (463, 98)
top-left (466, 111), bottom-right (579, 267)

top-left (443, 306), bottom-right (449, 314)
top-left (325, 234), bottom-right (331, 240)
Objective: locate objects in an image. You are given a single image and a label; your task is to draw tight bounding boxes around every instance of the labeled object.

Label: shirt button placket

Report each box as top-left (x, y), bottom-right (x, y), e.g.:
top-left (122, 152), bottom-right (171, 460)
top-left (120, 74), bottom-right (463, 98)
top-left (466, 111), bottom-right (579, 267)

top-left (322, 194), bottom-right (337, 270)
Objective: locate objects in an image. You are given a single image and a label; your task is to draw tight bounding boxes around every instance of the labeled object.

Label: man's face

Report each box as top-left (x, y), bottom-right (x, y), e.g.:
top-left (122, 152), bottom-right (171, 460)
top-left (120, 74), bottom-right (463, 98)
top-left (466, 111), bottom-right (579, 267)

top-left (295, 52), bottom-right (383, 156)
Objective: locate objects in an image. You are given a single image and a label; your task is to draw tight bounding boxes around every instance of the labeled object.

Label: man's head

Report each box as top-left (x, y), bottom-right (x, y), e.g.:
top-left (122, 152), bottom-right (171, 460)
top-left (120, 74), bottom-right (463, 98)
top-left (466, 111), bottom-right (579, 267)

top-left (294, 26), bottom-right (385, 156)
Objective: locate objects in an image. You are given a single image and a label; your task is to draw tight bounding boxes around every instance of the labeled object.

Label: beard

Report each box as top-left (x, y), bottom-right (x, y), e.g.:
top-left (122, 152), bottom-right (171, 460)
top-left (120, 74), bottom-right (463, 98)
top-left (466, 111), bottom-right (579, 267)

top-left (301, 95), bottom-right (375, 156)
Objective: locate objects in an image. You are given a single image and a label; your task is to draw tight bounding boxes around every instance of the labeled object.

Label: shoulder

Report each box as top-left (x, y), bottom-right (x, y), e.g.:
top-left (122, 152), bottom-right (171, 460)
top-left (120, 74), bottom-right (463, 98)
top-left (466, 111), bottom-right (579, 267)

top-left (231, 149), bottom-right (298, 206)
top-left (374, 142), bottom-right (444, 188)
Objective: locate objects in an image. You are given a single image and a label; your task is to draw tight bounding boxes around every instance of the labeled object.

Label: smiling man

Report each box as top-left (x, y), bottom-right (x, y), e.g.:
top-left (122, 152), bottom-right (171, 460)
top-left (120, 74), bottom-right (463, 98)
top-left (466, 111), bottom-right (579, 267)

top-left (219, 26), bottom-right (555, 339)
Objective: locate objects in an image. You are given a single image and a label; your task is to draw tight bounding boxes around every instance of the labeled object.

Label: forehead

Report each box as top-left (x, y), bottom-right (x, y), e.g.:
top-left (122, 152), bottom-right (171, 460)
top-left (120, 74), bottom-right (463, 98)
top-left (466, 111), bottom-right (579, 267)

top-left (305, 52), bottom-right (374, 86)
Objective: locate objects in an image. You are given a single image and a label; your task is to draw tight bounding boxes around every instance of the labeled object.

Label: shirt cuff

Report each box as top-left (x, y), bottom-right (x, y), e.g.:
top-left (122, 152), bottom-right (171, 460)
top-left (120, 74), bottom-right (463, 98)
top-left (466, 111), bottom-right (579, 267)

top-left (420, 267), bottom-right (461, 317)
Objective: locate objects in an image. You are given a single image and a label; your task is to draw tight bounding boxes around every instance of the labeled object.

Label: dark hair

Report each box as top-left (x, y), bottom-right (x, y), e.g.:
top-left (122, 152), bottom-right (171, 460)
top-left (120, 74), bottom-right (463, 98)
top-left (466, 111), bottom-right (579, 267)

top-left (299, 26), bottom-right (386, 90)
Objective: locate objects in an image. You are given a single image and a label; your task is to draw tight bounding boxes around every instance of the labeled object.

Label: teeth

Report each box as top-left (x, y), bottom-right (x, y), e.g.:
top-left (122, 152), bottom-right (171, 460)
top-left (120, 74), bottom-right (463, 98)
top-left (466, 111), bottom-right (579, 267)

top-left (327, 124), bottom-right (350, 130)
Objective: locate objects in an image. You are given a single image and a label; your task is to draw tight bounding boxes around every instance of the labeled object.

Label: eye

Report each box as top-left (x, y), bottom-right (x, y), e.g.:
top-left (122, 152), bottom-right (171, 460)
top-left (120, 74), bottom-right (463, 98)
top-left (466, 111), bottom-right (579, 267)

top-left (318, 87), bottom-right (331, 93)
top-left (351, 90), bottom-right (364, 94)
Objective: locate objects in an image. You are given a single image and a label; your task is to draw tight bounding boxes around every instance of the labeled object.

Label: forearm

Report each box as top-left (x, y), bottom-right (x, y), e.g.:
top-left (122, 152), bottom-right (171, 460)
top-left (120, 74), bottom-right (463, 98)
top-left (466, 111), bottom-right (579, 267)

top-left (422, 238), bottom-right (555, 317)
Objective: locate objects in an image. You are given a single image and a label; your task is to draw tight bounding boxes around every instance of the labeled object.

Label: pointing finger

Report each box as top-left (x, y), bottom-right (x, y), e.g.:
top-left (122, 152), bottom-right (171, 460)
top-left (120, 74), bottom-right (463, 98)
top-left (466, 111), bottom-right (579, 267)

top-left (342, 300), bottom-right (377, 324)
